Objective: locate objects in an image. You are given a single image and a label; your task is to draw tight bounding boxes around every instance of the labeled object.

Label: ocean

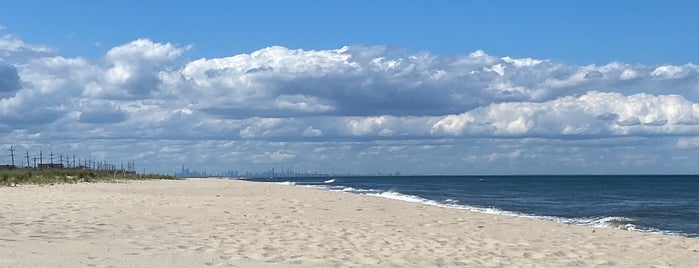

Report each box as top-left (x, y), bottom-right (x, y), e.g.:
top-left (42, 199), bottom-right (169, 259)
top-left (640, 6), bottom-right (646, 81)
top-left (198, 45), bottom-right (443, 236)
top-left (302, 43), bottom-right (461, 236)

top-left (242, 175), bottom-right (699, 238)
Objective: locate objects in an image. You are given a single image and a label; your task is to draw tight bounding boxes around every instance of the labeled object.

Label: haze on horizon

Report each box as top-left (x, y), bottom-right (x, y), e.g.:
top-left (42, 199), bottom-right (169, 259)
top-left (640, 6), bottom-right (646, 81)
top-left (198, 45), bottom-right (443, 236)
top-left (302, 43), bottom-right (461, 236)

top-left (1, 1), bottom-right (699, 175)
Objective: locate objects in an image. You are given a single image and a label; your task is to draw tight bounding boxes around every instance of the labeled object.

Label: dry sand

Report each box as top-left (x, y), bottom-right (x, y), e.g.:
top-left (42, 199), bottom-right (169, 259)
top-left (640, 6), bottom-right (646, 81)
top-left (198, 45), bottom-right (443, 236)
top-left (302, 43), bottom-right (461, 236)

top-left (1, 178), bottom-right (698, 267)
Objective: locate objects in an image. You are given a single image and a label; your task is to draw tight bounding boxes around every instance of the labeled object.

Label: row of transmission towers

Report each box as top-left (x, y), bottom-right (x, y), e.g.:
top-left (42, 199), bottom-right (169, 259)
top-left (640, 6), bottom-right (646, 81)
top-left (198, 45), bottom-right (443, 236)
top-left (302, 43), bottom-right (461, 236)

top-left (4, 145), bottom-right (136, 173)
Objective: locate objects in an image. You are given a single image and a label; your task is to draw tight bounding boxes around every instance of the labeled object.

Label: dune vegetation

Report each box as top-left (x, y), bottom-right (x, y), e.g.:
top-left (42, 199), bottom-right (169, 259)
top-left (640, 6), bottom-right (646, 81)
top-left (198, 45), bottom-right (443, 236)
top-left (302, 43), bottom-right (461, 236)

top-left (0, 168), bottom-right (177, 186)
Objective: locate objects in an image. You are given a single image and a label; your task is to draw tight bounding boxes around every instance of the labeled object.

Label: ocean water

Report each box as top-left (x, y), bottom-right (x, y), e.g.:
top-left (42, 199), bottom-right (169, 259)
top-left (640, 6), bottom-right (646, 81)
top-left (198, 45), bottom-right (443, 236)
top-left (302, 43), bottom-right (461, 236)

top-left (242, 175), bottom-right (699, 237)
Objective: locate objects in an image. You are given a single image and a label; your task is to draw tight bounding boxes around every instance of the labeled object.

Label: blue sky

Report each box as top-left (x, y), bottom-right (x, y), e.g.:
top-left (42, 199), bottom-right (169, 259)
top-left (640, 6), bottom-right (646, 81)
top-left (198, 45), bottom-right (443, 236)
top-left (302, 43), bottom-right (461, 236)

top-left (3, 1), bottom-right (698, 64)
top-left (1, 1), bottom-right (699, 175)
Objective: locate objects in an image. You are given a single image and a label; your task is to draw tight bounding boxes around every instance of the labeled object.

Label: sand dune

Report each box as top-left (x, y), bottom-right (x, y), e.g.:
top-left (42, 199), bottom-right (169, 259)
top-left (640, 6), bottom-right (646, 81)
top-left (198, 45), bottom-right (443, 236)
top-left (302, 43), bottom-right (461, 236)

top-left (1, 179), bottom-right (698, 267)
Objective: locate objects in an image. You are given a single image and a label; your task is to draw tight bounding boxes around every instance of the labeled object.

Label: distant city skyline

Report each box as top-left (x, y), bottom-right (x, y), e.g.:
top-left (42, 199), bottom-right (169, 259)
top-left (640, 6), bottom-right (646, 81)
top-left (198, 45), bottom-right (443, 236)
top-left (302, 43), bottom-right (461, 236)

top-left (2, 1), bottom-right (699, 175)
top-left (173, 164), bottom-right (402, 178)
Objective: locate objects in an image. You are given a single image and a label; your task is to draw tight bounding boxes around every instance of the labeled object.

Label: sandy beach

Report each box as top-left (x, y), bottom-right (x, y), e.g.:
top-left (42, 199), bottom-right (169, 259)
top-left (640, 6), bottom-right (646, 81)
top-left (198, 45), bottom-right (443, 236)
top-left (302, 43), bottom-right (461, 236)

top-left (1, 178), bottom-right (698, 267)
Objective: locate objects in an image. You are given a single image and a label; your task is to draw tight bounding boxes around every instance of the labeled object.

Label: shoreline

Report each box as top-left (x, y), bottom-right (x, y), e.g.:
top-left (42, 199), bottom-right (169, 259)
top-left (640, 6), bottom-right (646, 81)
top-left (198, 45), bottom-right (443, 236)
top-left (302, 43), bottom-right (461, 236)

top-left (1, 178), bottom-right (698, 267)
top-left (245, 175), bottom-right (699, 239)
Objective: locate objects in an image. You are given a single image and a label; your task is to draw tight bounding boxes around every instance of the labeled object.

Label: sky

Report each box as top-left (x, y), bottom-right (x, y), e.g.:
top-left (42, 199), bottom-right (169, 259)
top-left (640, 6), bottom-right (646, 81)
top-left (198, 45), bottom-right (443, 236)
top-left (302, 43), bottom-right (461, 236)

top-left (1, 1), bottom-right (699, 175)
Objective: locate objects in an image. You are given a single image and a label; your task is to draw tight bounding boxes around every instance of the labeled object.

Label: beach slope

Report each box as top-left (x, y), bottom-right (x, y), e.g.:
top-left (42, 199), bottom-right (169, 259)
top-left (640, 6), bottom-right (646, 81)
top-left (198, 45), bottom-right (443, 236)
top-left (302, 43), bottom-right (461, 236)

top-left (1, 179), bottom-right (698, 267)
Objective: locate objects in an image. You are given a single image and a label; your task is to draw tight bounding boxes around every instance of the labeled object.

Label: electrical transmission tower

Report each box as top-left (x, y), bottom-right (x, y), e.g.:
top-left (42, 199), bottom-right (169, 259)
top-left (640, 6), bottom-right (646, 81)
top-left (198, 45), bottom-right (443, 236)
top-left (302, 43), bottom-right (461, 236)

top-left (8, 146), bottom-right (15, 166)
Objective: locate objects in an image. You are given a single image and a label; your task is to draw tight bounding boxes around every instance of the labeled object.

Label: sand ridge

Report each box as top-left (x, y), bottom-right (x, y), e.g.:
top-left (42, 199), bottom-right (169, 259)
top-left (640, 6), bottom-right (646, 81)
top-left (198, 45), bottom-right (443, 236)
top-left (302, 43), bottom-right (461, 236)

top-left (1, 179), bottom-right (698, 267)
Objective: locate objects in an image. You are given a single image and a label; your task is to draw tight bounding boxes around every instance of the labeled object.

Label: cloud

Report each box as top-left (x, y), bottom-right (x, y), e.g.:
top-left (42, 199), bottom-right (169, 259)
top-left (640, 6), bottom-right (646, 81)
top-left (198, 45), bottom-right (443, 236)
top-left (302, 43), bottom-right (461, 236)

top-left (302, 126), bottom-right (322, 137)
top-left (77, 101), bottom-right (127, 124)
top-left (4, 35), bottom-right (699, 141)
top-left (0, 86), bottom-right (73, 127)
top-left (274, 94), bottom-right (334, 113)
top-left (0, 56), bottom-right (96, 128)
top-left (431, 92), bottom-right (699, 138)
top-left (596, 112), bottom-right (619, 121)
top-left (0, 61), bottom-right (20, 92)
top-left (584, 71), bottom-right (604, 79)
top-left (165, 46), bottom-right (699, 122)
top-left (85, 38), bottom-right (189, 98)
top-left (4, 31), bottom-right (699, 173)
top-left (616, 117), bottom-right (641, 127)
top-left (4, 34), bottom-right (699, 140)
top-left (0, 34), bottom-right (54, 61)
top-left (644, 119), bottom-right (668, 127)
top-left (651, 65), bottom-right (693, 80)
top-left (246, 150), bottom-right (296, 164)
top-left (677, 137), bottom-right (699, 149)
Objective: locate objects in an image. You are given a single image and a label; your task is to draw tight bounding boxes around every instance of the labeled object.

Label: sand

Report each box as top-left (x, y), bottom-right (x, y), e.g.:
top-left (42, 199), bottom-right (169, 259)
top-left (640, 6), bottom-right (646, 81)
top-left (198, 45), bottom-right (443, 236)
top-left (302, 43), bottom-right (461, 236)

top-left (1, 178), bottom-right (698, 267)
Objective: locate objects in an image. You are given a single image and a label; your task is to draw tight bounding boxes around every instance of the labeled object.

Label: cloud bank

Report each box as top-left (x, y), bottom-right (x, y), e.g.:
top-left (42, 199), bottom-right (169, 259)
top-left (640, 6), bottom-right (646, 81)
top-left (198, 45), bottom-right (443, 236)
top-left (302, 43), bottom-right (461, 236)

top-left (2, 32), bottom-right (699, 174)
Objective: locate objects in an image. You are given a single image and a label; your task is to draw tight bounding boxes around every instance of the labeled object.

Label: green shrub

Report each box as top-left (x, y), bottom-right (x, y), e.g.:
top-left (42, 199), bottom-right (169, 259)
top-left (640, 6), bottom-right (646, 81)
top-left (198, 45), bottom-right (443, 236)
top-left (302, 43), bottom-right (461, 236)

top-left (0, 168), bottom-right (177, 186)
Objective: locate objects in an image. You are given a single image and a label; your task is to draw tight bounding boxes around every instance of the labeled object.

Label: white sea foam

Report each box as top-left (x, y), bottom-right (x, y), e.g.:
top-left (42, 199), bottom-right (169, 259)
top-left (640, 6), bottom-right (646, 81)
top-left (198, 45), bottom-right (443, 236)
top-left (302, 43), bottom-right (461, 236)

top-left (338, 187), bottom-right (375, 193)
top-left (548, 216), bottom-right (636, 230)
top-left (266, 180), bottom-right (690, 237)
top-left (365, 191), bottom-right (522, 217)
top-left (584, 217), bottom-right (635, 229)
top-left (368, 191), bottom-right (435, 204)
top-left (276, 181), bottom-right (296, 186)
top-left (356, 190), bottom-right (675, 235)
top-left (324, 179), bottom-right (335, 183)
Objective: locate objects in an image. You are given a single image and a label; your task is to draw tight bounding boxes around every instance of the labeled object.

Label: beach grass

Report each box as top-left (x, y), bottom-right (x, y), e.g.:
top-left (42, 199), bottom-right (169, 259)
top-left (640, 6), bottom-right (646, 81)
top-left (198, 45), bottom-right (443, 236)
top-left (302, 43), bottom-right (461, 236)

top-left (0, 168), bottom-right (177, 186)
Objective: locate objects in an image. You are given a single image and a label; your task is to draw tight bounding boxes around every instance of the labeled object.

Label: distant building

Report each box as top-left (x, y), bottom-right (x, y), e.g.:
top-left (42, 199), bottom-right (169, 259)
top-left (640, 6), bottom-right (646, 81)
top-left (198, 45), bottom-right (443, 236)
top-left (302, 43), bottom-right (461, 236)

top-left (175, 165), bottom-right (210, 178)
top-left (38, 163), bottom-right (64, 169)
top-left (0, 165), bottom-right (16, 169)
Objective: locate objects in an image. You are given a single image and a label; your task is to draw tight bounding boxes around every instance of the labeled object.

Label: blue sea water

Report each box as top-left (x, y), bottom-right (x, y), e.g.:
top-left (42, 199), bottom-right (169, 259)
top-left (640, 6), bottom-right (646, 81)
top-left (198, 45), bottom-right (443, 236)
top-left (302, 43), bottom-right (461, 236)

top-left (242, 175), bottom-right (699, 238)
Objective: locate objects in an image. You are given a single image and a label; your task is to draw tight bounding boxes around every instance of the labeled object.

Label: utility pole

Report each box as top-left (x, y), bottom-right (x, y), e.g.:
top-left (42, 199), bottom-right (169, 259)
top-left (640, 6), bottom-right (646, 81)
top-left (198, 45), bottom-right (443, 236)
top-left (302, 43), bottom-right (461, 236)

top-left (49, 151), bottom-right (54, 165)
top-left (8, 146), bottom-right (15, 166)
top-left (25, 150), bottom-right (30, 168)
top-left (59, 153), bottom-right (63, 167)
top-left (73, 154), bottom-right (76, 168)
top-left (39, 150), bottom-right (43, 169)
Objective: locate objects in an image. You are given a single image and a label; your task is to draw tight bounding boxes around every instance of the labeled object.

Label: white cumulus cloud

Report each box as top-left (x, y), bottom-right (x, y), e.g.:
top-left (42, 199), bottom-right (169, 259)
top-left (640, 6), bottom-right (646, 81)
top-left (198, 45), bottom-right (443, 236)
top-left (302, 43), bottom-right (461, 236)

top-left (3, 30), bottom-right (699, 174)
